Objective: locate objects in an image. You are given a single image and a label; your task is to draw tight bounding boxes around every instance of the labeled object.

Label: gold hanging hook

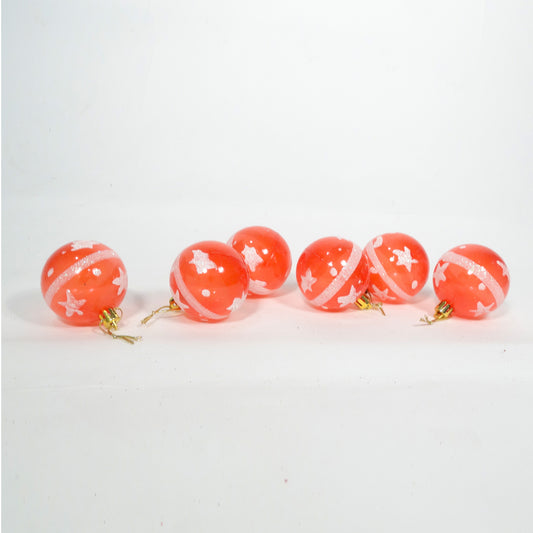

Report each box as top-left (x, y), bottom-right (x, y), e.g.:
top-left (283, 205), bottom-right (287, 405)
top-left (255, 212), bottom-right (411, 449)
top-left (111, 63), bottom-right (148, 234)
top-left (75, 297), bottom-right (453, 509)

top-left (99, 308), bottom-right (142, 344)
top-left (419, 300), bottom-right (453, 325)
top-left (355, 290), bottom-right (386, 316)
top-left (141, 298), bottom-right (181, 325)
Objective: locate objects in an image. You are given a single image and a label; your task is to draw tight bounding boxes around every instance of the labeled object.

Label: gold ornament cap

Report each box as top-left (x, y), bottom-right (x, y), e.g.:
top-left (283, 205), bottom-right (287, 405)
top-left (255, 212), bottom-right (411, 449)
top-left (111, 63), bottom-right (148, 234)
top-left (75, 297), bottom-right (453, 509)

top-left (99, 307), bottom-right (142, 344)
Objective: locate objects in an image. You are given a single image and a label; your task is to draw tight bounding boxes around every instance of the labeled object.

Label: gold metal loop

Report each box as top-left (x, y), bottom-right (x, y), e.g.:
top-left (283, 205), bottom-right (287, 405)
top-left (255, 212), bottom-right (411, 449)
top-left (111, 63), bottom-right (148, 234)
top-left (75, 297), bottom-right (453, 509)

top-left (98, 307), bottom-right (142, 344)
top-left (99, 325), bottom-right (142, 344)
top-left (141, 298), bottom-right (181, 325)
top-left (356, 291), bottom-right (386, 316)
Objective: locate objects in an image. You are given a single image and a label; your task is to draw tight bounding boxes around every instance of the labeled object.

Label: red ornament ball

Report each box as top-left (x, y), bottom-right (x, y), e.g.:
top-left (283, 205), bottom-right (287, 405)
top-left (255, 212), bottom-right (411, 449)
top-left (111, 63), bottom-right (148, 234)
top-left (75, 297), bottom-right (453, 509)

top-left (228, 226), bottom-right (292, 296)
top-left (433, 244), bottom-right (510, 319)
top-left (364, 232), bottom-right (429, 303)
top-left (296, 237), bottom-right (369, 311)
top-left (169, 241), bottom-right (250, 322)
top-left (41, 241), bottom-right (127, 326)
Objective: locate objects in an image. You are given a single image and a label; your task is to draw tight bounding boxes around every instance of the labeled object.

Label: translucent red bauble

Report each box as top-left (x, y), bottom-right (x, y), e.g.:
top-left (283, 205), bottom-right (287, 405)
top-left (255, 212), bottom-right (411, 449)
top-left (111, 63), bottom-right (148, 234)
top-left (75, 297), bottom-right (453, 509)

top-left (364, 232), bottom-right (429, 303)
top-left (296, 237), bottom-right (370, 311)
top-left (228, 226), bottom-right (292, 296)
top-left (169, 241), bottom-right (250, 322)
top-left (432, 244), bottom-right (510, 319)
top-left (41, 241), bottom-right (127, 326)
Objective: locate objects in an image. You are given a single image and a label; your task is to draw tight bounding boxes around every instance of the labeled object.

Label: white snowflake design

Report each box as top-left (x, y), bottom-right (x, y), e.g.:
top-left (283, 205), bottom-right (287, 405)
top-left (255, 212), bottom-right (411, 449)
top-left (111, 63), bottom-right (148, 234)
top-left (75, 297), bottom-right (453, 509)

top-left (470, 301), bottom-right (494, 317)
top-left (392, 246), bottom-right (418, 272)
top-left (58, 289), bottom-right (86, 317)
top-left (433, 262), bottom-right (449, 287)
top-left (112, 267), bottom-right (127, 296)
top-left (337, 286), bottom-right (358, 307)
top-left (300, 269), bottom-right (317, 293)
top-left (189, 250), bottom-right (218, 274)
top-left (241, 245), bottom-right (264, 272)
top-left (226, 293), bottom-right (246, 312)
top-left (496, 260), bottom-right (509, 279)
top-left (370, 284), bottom-right (396, 302)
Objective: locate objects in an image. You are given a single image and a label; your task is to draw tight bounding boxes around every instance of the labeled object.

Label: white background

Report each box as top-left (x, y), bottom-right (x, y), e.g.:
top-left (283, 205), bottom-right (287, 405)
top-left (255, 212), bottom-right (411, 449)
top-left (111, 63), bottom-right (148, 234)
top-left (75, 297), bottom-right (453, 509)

top-left (2, 0), bottom-right (533, 531)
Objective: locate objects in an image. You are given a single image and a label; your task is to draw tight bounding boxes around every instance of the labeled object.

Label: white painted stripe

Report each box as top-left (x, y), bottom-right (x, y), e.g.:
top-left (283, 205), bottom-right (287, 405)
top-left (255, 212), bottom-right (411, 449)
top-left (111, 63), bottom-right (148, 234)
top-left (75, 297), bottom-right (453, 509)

top-left (172, 265), bottom-right (225, 321)
top-left (44, 249), bottom-right (117, 306)
top-left (310, 244), bottom-right (361, 307)
top-left (441, 251), bottom-right (505, 306)
top-left (364, 243), bottom-right (411, 301)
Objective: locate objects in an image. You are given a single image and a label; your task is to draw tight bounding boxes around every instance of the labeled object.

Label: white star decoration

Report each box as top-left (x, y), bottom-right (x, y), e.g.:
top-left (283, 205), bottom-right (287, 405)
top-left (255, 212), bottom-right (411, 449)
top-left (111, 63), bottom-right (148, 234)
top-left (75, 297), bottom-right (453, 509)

top-left (112, 267), bottom-right (127, 295)
top-left (373, 235), bottom-right (383, 248)
top-left (433, 262), bottom-right (449, 287)
top-left (370, 284), bottom-right (396, 301)
top-left (58, 289), bottom-right (86, 317)
top-left (249, 279), bottom-right (270, 295)
top-left (189, 250), bottom-right (218, 274)
top-left (393, 246), bottom-right (418, 272)
top-left (300, 269), bottom-right (317, 293)
top-left (226, 293), bottom-right (246, 312)
top-left (496, 260), bottom-right (509, 278)
top-left (470, 301), bottom-right (494, 317)
top-left (71, 240), bottom-right (98, 251)
top-left (369, 266), bottom-right (379, 274)
top-left (241, 245), bottom-right (264, 272)
top-left (337, 286), bottom-right (358, 307)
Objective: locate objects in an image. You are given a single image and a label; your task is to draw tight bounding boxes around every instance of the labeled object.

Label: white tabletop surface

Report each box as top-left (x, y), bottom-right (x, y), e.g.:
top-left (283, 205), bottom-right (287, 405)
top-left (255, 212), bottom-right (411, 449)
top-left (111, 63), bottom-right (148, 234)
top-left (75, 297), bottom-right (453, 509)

top-left (3, 1), bottom-right (533, 531)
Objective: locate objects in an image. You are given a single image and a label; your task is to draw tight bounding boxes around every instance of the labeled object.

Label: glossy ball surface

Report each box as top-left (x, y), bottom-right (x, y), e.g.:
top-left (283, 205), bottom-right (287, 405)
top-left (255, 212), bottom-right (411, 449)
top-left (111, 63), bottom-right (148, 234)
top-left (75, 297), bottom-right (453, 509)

top-left (169, 241), bottom-right (250, 322)
top-left (364, 232), bottom-right (429, 303)
top-left (433, 244), bottom-right (510, 319)
top-left (296, 237), bottom-right (369, 311)
top-left (228, 226), bottom-right (292, 296)
top-left (41, 241), bottom-right (127, 326)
